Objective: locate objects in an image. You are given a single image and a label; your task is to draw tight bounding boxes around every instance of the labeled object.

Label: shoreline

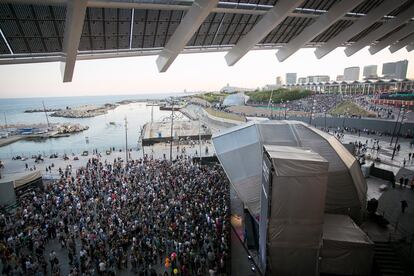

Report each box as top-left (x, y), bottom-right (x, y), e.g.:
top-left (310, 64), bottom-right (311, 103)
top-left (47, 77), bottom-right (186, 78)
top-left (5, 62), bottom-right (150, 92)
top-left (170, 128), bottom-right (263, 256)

top-left (0, 132), bottom-right (85, 148)
top-left (50, 103), bottom-right (118, 118)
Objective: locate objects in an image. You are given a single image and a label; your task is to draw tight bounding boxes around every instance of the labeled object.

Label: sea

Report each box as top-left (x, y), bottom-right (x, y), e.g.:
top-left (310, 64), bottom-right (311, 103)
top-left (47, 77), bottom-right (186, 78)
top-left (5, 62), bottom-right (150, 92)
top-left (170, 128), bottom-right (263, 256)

top-left (0, 93), bottom-right (186, 159)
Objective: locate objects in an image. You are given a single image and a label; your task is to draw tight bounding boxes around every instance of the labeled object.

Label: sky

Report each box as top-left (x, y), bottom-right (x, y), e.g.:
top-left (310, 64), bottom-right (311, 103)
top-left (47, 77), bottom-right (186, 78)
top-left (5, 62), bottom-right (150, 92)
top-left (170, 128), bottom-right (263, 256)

top-left (0, 46), bottom-right (413, 98)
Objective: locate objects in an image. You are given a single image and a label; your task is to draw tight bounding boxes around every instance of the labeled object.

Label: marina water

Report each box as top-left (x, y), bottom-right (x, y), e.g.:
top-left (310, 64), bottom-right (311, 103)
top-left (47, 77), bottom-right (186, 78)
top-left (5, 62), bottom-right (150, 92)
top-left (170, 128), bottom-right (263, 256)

top-left (0, 94), bottom-right (183, 158)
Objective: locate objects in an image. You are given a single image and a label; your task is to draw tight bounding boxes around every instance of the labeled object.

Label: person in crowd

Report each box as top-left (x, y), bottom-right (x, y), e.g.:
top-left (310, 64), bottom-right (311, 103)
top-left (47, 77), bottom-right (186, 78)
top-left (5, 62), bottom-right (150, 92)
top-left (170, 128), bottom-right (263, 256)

top-left (0, 157), bottom-right (230, 275)
top-left (401, 200), bottom-right (408, 214)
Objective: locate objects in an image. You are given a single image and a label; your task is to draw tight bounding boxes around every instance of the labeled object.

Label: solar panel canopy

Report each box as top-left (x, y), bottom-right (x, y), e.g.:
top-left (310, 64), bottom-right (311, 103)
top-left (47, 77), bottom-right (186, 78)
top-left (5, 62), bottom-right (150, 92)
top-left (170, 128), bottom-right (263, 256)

top-left (0, 0), bottom-right (413, 81)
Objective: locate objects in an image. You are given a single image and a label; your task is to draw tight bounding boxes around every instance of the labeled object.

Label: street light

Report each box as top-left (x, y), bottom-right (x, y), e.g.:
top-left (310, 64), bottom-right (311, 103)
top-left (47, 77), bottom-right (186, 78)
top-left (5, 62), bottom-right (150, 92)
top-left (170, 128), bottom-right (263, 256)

top-left (391, 105), bottom-right (406, 160)
top-left (124, 117), bottom-right (128, 164)
top-left (280, 99), bottom-right (283, 120)
top-left (284, 100), bottom-right (289, 119)
top-left (170, 100), bottom-right (175, 161)
top-left (199, 118), bottom-right (202, 161)
top-left (342, 107), bottom-right (349, 128)
top-left (309, 99), bottom-right (316, 125)
top-left (390, 104), bottom-right (404, 146)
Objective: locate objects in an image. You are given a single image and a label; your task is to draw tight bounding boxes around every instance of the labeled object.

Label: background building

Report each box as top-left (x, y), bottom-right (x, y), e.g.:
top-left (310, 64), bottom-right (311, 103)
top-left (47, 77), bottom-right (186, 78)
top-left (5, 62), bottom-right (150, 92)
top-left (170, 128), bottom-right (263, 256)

top-left (307, 75), bottom-right (330, 83)
top-left (263, 84), bottom-right (279, 90)
top-left (336, 75), bottom-right (344, 82)
top-left (276, 76), bottom-right (283, 86)
top-left (286, 73), bottom-right (297, 85)
top-left (220, 83), bottom-right (254, 93)
top-left (382, 60), bottom-right (408, 79)
top-left (298, 77), bottom-right (307, 84)
top-left (344, 67), bottom-right (360, 81)
top-left (363, 65), bottom-right (377, 79)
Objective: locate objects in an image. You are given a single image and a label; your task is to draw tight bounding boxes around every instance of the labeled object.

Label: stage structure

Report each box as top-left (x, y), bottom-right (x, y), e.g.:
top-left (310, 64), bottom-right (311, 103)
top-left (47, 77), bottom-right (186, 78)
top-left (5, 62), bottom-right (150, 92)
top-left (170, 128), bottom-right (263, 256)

top-left (213, 120), bottom-right (372, 275)
top-left (213, 120), bottom-right (366, 222)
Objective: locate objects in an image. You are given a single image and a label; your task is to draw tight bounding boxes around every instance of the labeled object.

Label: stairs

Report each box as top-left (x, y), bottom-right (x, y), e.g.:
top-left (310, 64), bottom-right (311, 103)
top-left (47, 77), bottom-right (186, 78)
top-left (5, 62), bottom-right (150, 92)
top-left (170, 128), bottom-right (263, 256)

top-left (374, 241), bottom-right (405, 276)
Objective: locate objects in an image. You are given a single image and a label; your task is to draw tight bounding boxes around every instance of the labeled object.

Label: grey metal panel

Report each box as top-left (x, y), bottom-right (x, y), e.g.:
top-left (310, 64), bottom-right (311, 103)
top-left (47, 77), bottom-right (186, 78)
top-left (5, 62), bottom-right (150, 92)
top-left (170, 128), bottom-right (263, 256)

top-left (389, 32), bottom-right (414, 53)
top-left (90, 19), bottom-right (104, 36)
top-left (156, 0), bottom-right (219, 72)
top-left (51, 5), bottom-right (66, 20)
top-left (38, 20), bottom-right (56, 37)
top-left (0, 0), bottom-right (411, 61)
top-left (0, 19), bottom-right (22, 37)
top-left (300, 0), bottom-right (336, 10)
top-left (276, 0), bottom-right (366, 62)
top-left (351, 0), bottom-right (384, 14)
top-left (60, 0), bottom-right (87, 82)
top-left (225, 0), bottom-right (302, 65)
top-left (20, 19), bottom-right (41, 37)
top-left (347, 21), bottom-right (383, 42)
top-left (105, 35), bottom-right (117, 49)
top-left (0, 35), bottom-right (9, 54)
top-left (0, 4), bottom-right (13, 19)
top-left (43, 36), bottom-right (60, 51)
top-left (315, 0), bottom-right (406, 59)
top-left (312, 20), bottom-right (353, 43)
top-left (27, 36), bottom-right (43, 52)
top-left (118, 35), bottom-right (129, 48)
top-left (261, 16), bottom-right (290, 44)
top-left (369, 22), bottom-right (414, 54)
top-left (13, 4), bottom-right (35, 19)
top-left (7, 37), bottom-right (28, 52)
top-left (105, 20), bottom-right (116, 36)
top-left (344, 2), bottom-right (414, 56)
top-left (79, 35), bottom-right (91, 50)
top-left (32, 5), bottom-right (52, 20)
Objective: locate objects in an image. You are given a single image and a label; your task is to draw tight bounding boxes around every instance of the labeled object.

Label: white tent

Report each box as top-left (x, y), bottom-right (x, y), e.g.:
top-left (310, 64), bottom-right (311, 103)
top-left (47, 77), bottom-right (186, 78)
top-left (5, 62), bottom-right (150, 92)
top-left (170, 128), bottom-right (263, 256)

top-left (262, 145), bottom-right (329, 275)
top-left (321, 214), bottom-right (374, 275)
top-left (213, 120), bottom-right (367, 223)
top-left (0, 171), bottom-right (42, 206)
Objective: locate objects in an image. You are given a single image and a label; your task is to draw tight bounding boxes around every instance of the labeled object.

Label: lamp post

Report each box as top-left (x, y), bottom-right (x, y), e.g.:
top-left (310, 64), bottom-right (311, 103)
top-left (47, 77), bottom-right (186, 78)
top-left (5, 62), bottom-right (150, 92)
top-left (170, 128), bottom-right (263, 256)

top-left (324, 109), bottom-right (327, 130)
top-left (199, 118), bottom-right (202, 161)
top-left (284, 100), bottom-right (289, 119)
top-left (280, 99), bottom-right (283, 120)
top-left (309, 99), bottom-right (316, 125)
top-left (342, 107), bottom-right (349, 129)
top-left (124, 117), bottom-right (128, 164)
top-left (170, 102), bottom-right (174, 161)
top-left (391, 106), bottom-right (406, 160)
top-left (390, 105), bottom-right (403, 146)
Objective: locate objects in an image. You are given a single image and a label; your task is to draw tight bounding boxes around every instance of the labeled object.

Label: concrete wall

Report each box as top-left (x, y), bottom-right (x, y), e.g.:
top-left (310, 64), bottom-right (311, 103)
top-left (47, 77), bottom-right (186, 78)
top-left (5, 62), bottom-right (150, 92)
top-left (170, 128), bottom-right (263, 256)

top-left (202, 109), bottom-right (242, 128)
top-left (288, 116), bottom-right (414, 137)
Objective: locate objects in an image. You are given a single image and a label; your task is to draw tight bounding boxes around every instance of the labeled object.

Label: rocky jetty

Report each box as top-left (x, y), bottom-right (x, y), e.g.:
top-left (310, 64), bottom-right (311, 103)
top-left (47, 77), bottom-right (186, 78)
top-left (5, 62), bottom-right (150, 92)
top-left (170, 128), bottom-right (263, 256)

top-left (50, 104), bottom-right (117, 118)
top-left (24, 108), bottom-right (62, 113)
top-left (57, 123), bottom-right (89, 134)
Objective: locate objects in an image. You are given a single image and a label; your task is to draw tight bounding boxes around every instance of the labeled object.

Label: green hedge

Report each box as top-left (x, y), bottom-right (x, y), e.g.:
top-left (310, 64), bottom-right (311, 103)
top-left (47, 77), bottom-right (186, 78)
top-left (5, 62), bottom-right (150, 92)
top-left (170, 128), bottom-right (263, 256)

top-left (246, 89), bottom-right (312, 104)
top-left (328, 101), bottom-right (375, 117)
top-left (194, 92), bottom-right (229, 103)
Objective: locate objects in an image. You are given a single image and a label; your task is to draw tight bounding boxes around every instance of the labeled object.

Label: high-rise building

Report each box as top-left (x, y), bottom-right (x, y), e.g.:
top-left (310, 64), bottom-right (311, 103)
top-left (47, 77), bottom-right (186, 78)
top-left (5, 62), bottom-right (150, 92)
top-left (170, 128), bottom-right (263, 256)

top-left (363, 65), bottom-right (377, 79)
top-left (286, 73), bottom-right (297, 85)
top-left (395, 60), bottom-right (408, 79)
top-left (382, 62), bottom-right (396, 78)
top-left (344, 67), bottom-right (360, 81)
top-left (306, 75), bottom-right (330, 83)
top-left (276, 76), bottom-right (283, 86)
top-left (382, 60), bottom-right (408, 79)
top-left (336, 75), bottom-right (344, 82)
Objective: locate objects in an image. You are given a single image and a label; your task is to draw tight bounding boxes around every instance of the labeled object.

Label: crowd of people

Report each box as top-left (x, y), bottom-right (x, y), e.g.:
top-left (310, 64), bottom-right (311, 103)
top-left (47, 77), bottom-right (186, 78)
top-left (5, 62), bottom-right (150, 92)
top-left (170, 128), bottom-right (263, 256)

top-left (286, 94), bottom-right (339, 114)
top-left (353, 96), bottom-right (395, 119)
top-left (0, 156), bottom-right (230, 275)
